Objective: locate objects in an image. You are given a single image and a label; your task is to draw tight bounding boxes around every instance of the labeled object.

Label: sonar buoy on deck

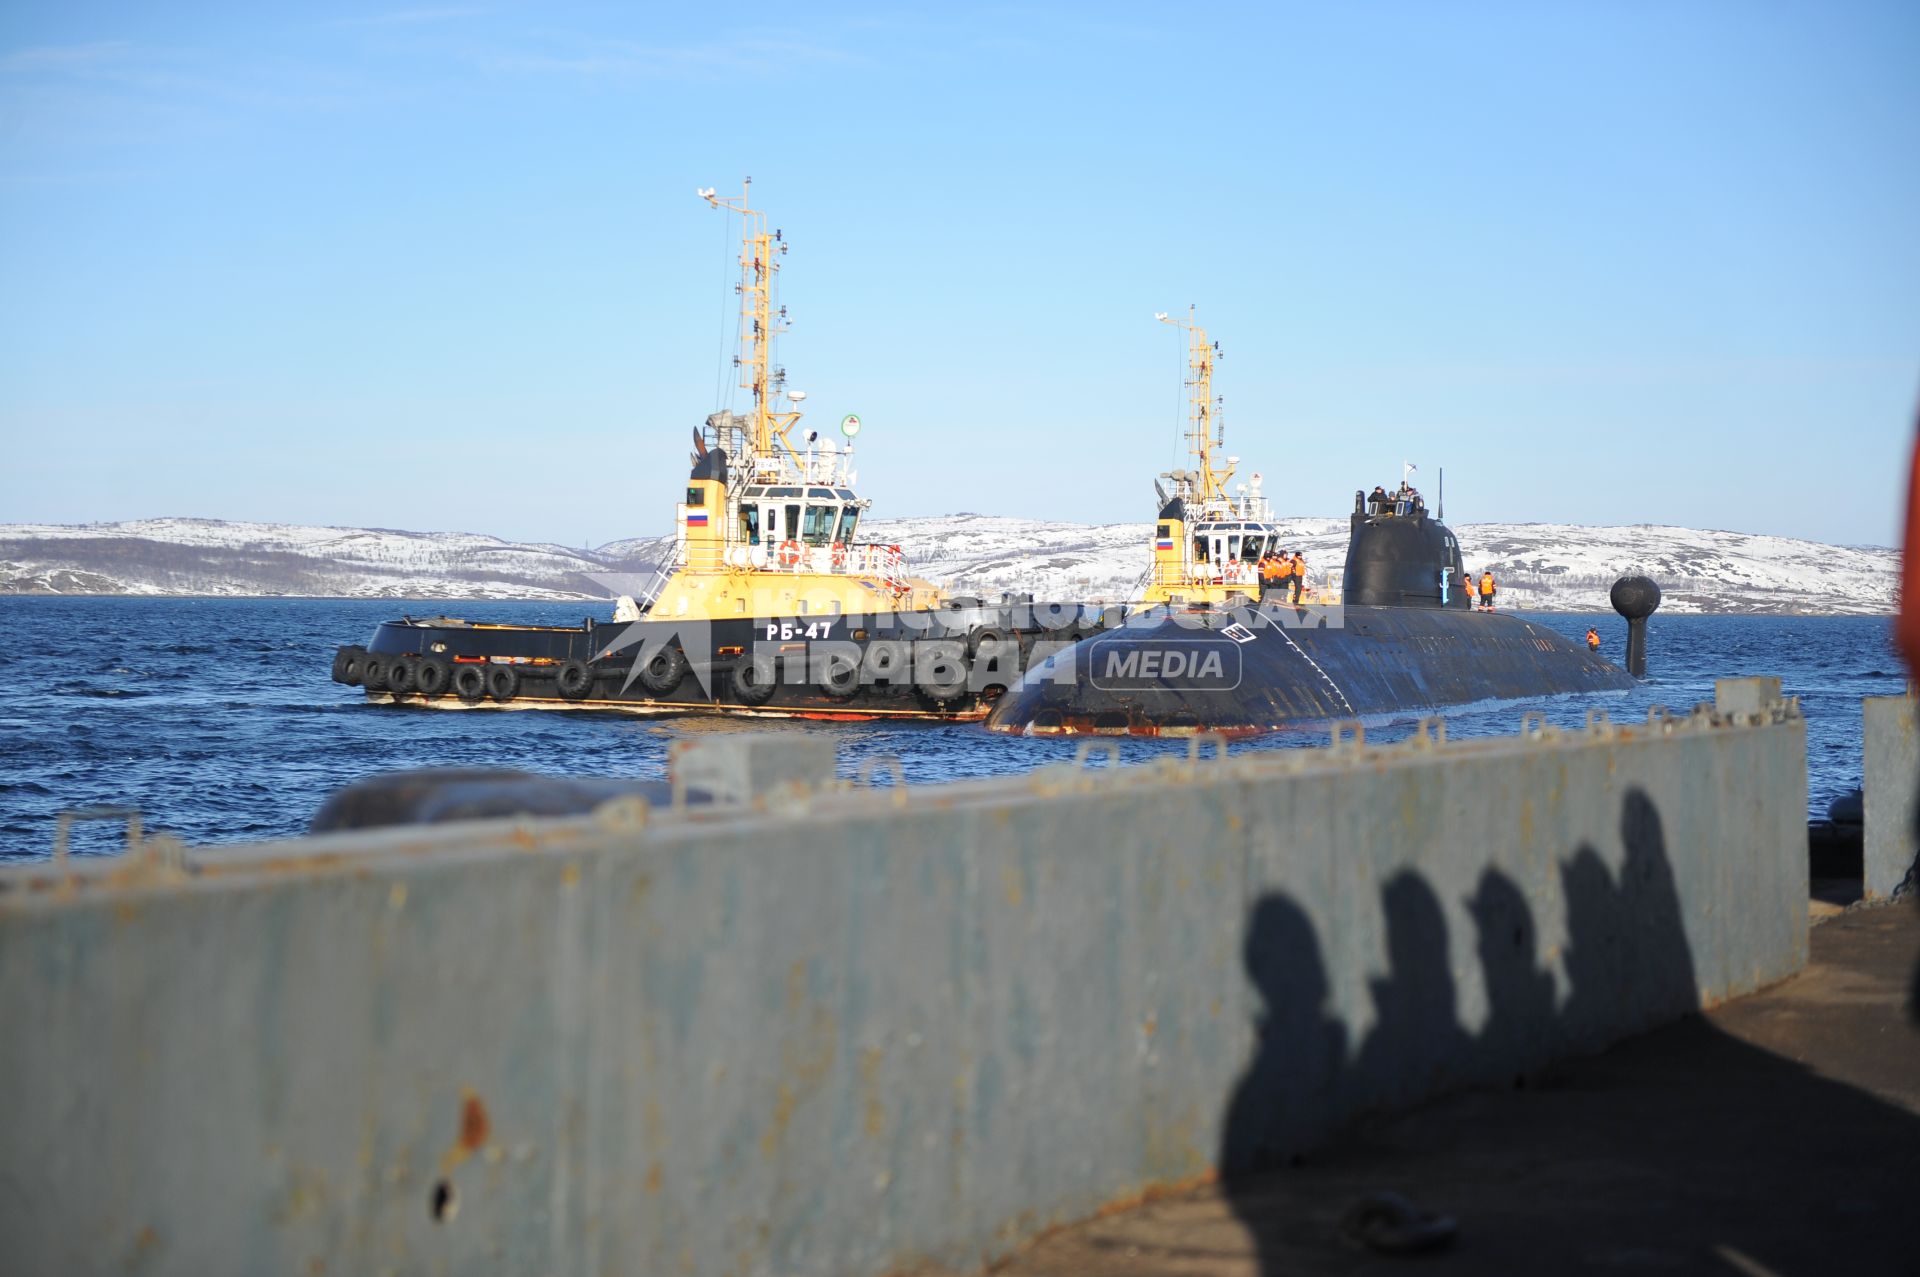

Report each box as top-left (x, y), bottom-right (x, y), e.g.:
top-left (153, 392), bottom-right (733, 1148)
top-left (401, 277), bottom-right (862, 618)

top-left (1609, 576), bottom-right (1661, 677)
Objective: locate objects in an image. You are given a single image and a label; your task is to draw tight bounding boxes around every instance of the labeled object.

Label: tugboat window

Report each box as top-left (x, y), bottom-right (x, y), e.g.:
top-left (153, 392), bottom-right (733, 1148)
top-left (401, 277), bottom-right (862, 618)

top-left (784, 504), bottom-right (803, 542)
top-left (802, 504), bottom-right (837, 547)
top-left (836, 506), bottom-right (860, 543)
top-left (742, 507), bottom-right (761, 545)
top-left (685, 488), bottom-right (704, 506)
top-left (1194, 535), bottom-right (1209, 563)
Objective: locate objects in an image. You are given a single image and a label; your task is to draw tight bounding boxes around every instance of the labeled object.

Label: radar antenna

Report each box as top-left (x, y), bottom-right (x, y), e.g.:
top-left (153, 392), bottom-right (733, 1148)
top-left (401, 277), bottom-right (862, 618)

top-left (702, 179), bottom-right (801, 466)
top-left (1156, 306), bottom-right (1234, 507)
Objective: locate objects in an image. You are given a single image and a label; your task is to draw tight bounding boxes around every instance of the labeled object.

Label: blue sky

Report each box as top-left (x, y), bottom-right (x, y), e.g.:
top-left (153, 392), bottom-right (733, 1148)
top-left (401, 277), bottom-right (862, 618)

top-left (2, 1), bottom-right (1915, 548)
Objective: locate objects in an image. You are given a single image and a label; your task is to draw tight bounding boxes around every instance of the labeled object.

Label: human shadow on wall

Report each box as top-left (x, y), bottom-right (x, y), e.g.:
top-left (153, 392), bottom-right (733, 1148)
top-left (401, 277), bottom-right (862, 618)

top-left (1219, 784), bottom-right (1920, 1274)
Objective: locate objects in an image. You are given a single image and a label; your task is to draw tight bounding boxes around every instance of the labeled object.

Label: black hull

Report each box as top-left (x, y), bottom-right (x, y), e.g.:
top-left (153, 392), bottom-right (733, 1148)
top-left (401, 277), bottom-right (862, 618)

top-left (330, 604), bottom-right (1110, 722)
top-left (984, 604), bottom-right (1638, 736)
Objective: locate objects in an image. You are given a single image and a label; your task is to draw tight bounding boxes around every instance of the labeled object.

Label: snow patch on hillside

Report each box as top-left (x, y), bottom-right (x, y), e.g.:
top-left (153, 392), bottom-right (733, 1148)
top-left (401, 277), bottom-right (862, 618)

top-left (0, 515), bottom-right (1894, 614)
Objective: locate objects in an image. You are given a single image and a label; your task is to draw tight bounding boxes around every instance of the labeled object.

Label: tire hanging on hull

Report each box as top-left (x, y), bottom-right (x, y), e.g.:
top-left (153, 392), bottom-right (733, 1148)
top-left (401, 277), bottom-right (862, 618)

top-left (730, 652), bottom-right (779, 706)
top-left (332, 646), bottom-right (365, 685)
top-left (416, 656), bottom-right (452, 698)
top-left (638, 645), bottom-right (690, 695)
top-left (914, 641), bottom-right (969, 704)
top-left (815, 650), bottom-right (862, 701)
top-left (486, 665), bottom-right (519, 702)
top-left (451, 665), bottom-right (487, 702)
top-left (554, 660), bottom-right (594, 701)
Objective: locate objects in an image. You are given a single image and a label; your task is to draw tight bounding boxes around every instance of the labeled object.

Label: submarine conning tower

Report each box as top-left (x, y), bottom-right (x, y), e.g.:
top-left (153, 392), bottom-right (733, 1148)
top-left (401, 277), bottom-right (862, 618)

top-left (1341, 488), bottom-right (1473, 609)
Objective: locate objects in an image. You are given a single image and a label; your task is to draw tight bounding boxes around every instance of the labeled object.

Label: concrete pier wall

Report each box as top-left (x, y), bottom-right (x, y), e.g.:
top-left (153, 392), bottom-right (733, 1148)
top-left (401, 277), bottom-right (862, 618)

top-left (0, 683), bottom-right (1807, 1276)
top-left (1865, 693), bottom-right (1919, 900)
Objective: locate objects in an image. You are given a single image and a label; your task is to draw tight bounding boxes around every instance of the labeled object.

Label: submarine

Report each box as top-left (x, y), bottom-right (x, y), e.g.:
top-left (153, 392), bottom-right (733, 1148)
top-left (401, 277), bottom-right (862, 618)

top-left (981, 306), bottom-right (1643, 738)
top-left (984, 489), bottom-right (1644, 736)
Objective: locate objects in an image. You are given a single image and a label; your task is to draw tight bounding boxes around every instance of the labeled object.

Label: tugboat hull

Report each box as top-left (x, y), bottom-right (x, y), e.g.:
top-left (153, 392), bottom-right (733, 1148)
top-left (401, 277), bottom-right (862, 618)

top-left (984, 604), bottom-right (1637, 736)
top-left (332, 606), bottom-right (1104, 722)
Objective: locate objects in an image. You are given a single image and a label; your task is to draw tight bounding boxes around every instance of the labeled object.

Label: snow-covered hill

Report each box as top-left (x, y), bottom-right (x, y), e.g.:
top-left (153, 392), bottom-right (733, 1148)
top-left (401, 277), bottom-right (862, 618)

top-left (0, 515), bottom-right (1895, 615)
top-left (867, 516), bottom-right (1898, 616)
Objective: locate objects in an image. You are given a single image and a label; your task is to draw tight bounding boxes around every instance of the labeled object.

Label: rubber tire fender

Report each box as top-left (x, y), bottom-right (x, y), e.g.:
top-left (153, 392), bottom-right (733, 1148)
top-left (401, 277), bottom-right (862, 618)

top-left (730, 650), bottom-right (779, 706)
top-left (333, 646), bottom-right (366, 686)
top-left (385, 656), bottom-right (419, 694)
top-left (966, 626), bottom-right (1013, 659)
top-left (966, 626), bottom-right (1019, 694)
top-left (637, 643), bottom-right (690, 695)
top-left (815, 649), bottom-right (862, 701)
top-left (554, 659), bottom-right (594, 701)
top-left (361, 655), bottom-right (388, 691)
top-left (485, 665), bottom-right (519, 702)
top-left (451, 664), bottom-right (487, 702)
top-left (415, 656), bottom-right (452, 697)
top-left (913, 640), bottom-right (969, 704)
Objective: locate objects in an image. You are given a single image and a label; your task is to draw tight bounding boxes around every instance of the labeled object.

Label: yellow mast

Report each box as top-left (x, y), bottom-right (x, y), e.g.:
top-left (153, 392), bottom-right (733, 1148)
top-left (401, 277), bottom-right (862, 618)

top-left (701, 179), bottom-right (801, 462)
top-left (1157, 306), bottom-right (1233, 505)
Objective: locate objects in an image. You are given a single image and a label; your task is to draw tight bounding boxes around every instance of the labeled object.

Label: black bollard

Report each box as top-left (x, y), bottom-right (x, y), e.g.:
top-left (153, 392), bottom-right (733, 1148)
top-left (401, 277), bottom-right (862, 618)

top-left (1609, 576), bottom-right (1662, 676)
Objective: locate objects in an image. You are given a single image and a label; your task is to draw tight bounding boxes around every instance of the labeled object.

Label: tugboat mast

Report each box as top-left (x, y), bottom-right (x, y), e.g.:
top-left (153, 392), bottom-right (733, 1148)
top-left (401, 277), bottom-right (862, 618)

top-left (1157, 305), bottom-right (1233, 506)
top-left (701, 178), bottom-right (800, 464)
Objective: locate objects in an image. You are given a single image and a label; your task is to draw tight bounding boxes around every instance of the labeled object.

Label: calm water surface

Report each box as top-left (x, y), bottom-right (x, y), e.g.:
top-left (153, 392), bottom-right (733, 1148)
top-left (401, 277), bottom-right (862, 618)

top-left (0, 598), bottom-right (1901, 859)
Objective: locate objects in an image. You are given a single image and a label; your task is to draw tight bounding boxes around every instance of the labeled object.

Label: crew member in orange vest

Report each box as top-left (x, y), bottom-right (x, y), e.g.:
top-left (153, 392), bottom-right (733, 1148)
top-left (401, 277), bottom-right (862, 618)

top-left (1289, 551), bottom-right (1307, 603)
top-left (1259, 553), bottom-right (1285, 596)
top-left (1585, 627), bottom-right (1601, 651)
top-left (1478, 570), bottom-right (1497, 612)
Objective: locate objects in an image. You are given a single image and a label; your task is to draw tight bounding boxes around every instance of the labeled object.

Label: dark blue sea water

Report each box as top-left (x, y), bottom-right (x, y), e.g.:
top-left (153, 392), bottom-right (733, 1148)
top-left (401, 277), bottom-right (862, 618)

top-left (0, 599), bottom-right (1902, 860)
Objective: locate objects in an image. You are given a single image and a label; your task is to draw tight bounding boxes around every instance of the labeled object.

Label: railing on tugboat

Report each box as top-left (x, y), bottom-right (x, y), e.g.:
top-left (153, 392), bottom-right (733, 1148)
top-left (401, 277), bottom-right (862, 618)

top-left (718, 542), bottom-right (911, 588)
top-left (1147, 561), bottom-right (1342, 603)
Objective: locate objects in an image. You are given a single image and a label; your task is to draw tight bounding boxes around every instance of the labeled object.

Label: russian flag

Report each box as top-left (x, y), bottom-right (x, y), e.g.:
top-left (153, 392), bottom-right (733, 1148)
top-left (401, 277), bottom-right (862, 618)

top-left (686, 511), bottom-right (709, 528)
top-left (1155, 539), bottom-right (1174, 551)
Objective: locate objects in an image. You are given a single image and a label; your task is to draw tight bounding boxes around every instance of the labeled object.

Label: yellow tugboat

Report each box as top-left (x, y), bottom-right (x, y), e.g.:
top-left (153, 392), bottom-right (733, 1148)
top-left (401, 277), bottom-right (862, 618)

top-left (327, 181), bottom-right (1089, 719)
top-left (1139, 308), bottom-right (1309, 606)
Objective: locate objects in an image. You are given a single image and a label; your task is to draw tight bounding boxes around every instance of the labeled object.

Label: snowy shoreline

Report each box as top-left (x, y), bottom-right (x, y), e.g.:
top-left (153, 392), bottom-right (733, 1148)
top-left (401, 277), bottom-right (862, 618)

top-left (1, 515), bottom-right (1896, 616)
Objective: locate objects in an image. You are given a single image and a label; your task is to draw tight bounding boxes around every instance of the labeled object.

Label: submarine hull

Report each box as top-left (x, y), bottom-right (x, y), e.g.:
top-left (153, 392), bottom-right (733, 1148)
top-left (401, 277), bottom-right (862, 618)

top-left (983, 604), bottom-right (1637, 736)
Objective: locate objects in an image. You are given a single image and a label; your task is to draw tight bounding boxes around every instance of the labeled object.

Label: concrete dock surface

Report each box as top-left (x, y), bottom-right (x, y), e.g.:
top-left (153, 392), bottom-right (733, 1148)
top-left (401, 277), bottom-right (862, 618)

top-left (940, 905), bottom-right (1920, 1277)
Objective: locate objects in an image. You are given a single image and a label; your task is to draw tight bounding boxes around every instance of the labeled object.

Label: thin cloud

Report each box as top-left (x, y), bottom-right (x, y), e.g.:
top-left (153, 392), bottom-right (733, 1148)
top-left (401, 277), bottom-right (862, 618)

top-left (1, 42), bottom-right (136, 73)
top-left (476, 30), bottom-right (860, 80)
top-left (328, 6), bottom-right (492, 29)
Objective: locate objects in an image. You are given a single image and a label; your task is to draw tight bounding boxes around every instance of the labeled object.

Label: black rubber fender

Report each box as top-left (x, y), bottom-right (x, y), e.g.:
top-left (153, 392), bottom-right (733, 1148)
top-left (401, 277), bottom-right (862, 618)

top-left (415, 656), bottom-right (452, 697)
top-left (730, 650), bottom-right (779, 706)
top-left (966, 626), bottom-right (1013, 659)
top-left (385, 656), bottom-right (419, 694)
top-left (554, 659), bottom-right (594, 701)
top-left (913, 640), bottom-right (969, 703)
top-left (486, 665), bottom-right (519, 702)
top-left (637, 644), bottom-right (690, 695)
top-left (451, 664), bottom-right (487, 702)
top-left (815, 650), bottom-right (861, 701)
top-left (333, 646), bottom-right (366, 686)
top-left (361, 654), bottom-right (388, 691)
